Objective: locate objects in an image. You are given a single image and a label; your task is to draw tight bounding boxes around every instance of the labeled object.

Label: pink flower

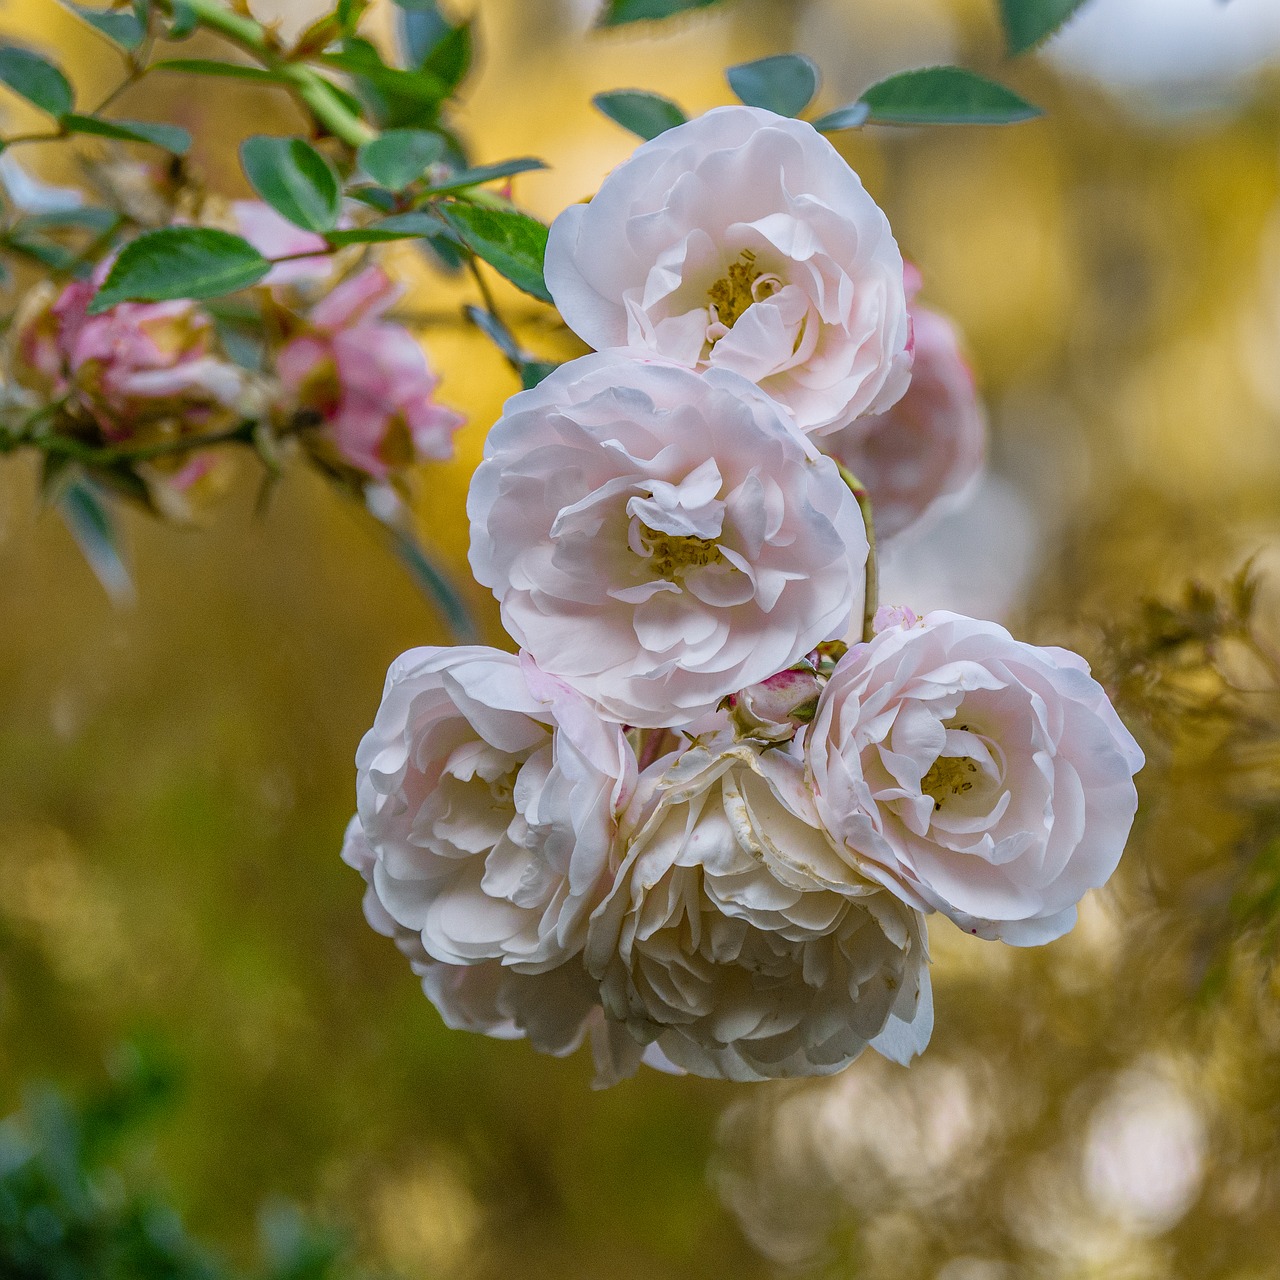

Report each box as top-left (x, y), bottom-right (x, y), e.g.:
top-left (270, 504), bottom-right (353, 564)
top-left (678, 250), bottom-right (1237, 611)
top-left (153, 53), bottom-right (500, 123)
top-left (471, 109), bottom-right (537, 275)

top-left (276, 266), bottom-right (464, 480)
top-left (232, 200), bottom-right (332, 286)
top-left (14, 274), bottom-right (247, 442)
top-left (825, 304), bottom-right (986, 542)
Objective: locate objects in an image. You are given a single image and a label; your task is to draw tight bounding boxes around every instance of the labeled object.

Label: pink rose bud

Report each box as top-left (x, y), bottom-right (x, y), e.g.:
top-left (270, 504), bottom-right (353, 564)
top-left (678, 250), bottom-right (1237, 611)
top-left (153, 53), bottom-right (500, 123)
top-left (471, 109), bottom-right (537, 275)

top-left (232, 200), bottom-right (332, 286)
top-left (826, 303), bottom-right (986, 542)
top-left (873, 604), bottom-right (921, 633)
top-left (276, 266), bottom-right (464, 481)
top-left (728, 664), bottom-right (824, 742)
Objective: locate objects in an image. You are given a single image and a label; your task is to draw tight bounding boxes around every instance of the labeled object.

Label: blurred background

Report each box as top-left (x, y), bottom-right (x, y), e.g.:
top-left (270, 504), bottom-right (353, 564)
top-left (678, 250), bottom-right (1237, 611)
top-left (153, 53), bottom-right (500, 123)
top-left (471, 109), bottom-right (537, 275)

top-left (3, 0), bottom-right (1280, 1275)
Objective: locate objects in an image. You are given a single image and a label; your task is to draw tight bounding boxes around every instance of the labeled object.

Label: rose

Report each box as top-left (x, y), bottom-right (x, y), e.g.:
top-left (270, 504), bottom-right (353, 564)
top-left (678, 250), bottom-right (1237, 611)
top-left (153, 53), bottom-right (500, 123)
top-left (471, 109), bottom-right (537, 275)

top-left (467, 351), bottom-right (866, 728)
top-left (584, 742), bottom-right (933, 1081)
top-left (544, 105), bottom-right (912, 436)
top-left (824, 303), bottom-right (986, 541)
top-left (232, 200), bottom-right (333, 286)
top-left (275, 265), bottom-right (464, 481)
top-left (12, 275), bottom-right (249, 443)
top-left (354, 645), bottom-right (640, 978)
top-left (806, 611), bottom-right (1145, 945)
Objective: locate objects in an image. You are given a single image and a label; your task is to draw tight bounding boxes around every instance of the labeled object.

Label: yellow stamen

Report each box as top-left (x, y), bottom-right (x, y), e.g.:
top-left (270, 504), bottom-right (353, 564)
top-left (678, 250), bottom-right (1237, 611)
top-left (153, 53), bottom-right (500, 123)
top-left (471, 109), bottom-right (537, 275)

top-left (638, 522), bottom-right (725, 583)
top-left (921, 755), bottom-right (980, 812)
top-left (708, 250), bottom-right (763, 330)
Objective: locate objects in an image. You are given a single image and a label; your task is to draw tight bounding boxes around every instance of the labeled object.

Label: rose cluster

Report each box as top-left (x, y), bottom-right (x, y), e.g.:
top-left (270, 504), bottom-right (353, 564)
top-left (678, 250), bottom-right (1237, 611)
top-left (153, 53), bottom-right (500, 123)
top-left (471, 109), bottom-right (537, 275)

top-left (345, 106), bottom-right (1143, 1086)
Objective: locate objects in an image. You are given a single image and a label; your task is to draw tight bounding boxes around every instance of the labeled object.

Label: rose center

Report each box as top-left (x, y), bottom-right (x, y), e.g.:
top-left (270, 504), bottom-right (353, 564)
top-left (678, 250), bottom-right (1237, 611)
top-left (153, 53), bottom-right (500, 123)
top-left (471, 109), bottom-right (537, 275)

top-left (707, 250), bottom-right (783, 334)
top-left (489, 767), bottom-right (518, 807)
top-left (638, 522), bottom-right (726, 582)
top-left (921, 755), bottom-right (980, 812)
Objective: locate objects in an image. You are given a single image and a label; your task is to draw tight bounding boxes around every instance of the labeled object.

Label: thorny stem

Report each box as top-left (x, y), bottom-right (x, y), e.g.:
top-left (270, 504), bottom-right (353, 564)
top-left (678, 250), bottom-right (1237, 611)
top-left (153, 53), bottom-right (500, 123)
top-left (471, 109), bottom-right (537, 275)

top-left (837, 463), bottom-right (878, 644)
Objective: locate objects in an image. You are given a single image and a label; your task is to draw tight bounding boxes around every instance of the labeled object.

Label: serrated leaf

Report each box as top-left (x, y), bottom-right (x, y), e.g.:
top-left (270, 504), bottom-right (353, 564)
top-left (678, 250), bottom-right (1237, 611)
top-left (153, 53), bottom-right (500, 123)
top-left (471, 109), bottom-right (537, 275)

top-left (0, 46), bottom-right (74, 117)
top-left (999, 0), bottom-right (1090, 56)
top-left (90, 227), bottom-right (269, 312)
top-left (358, 129), bottom-right (444, 189)
top-left (151, 58), bottom-right (292, 85)
top-left (592, 89), bottom-right (686, 140)
top-left (59, 479), bottom-right (133, 604)
top-left (438, 203), bottom-right (550, 302)
top-left (597, 0), bottom-right (727, 26)
top-left (726, 54), bottom-right (819, 117)
top-left (240, 135), bottom-right (341, 234)
top-left (325, 211), bottom-right (439, 245)
top-left (62, 114), bottom-right (192, 152)
top-left (811, 101), bottom-right (871, 133)
top-left (423, 157), bottom-right (545, 196)
top-left (60, 3), bottom-right (146, 50)
top-left (859, 67), bottom-right (1042, 126)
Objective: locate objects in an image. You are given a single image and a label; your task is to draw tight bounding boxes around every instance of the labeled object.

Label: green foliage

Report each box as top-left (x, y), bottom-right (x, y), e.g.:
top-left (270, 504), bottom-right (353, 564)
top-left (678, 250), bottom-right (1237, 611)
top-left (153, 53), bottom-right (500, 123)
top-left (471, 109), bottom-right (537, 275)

top-left (151, 59), bottom-right (294, 85)
top-left (725, 53), bottom-right (819, 118)
top-left (322, 39), bottom-right (449, 130)
top-left (597, 0), bottom-right (728, 26)
top-left (59, 1), bottom-right (147, 51)
top-left (592, 89), bottom-right (687, 140)
top-left (62, 114), bottom-right (192, 153)
top-left (810, 102), bottom-right (870, 132)
top-left (857, 66), bottom-right (1042, 126)
top-left (57, 479), bottom-right (133, 605)
top-left (0, 46), bottom-right (75, 118)
top-left (357, 128), bottom-right (444, 189)
top-left (240, 136), bottom-right (341, 234)
top-left (999, 0), bottom-right (1091, 55)
top-left (90, 228), bottom-right (270, 313)
top-left (423, 157), bottom-right (545, 196)
top-left (439, 203), bottom-right (551, 302)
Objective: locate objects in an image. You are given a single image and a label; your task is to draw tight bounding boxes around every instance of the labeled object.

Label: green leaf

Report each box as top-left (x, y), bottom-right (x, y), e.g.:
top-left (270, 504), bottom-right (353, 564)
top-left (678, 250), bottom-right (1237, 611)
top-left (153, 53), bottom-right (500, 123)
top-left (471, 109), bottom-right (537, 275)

top-left (592, 89), bottom-right (686, 140)
top-left (3, 231), bottom-right (79, 269)
top-left (325, 211), bottom-right (439, 245)
top-left (358, 129), bottom-right (444, 189)
top-left (597, 0), bottom-right (728, 26)
top-left (59, 479), bottom-right (133, 604)
top-left (999, 0), bottom-right (1090, 56)
top-left (167, 0), bottom-right (198, 38)
top-left (859, 67), bottom-right (1042, 126)
top-left (418, 21), bottom-right (471, 93)
top-left (519, 360), bottom-right (558, 389)
top-left (811, 102), bottom-right (870, 133)
top-left (19, 206), bottom-right (119, 233)
top-left (439, 203), bottom-right (550, 303)
top-left (151, 58), bottom-right (292, 85)
top-left (240, 136), bottom-right (341, 234)
top-left (423, 157), bottom-right (545, 196)
top-left (60, 3), bottom-right (146, 50)
top-left (322, 40), bottom-right (449, 126)
top-left (0, 46), bottom-right (74, 117)
top-left (62, 114), bottom-right (192, 152)
top-left (726, 54), bottom-right (819, 117)
top-left (89, 227), bottom-right (270, 312)
top-left (398, 2), bottom-right (451, 65)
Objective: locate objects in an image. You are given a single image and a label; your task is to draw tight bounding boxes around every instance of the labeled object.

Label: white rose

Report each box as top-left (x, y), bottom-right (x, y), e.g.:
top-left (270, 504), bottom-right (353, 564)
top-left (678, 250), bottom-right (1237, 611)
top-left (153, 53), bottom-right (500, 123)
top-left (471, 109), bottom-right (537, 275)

top-left (467, 352), bottom-right (866, 728)
top-left (584, 742), bottom-right (933, 1081)
top-left (806, 611), bottom-right (1145, 945)
top-left (544, 105), bottom-right (912, 436)
top-left (355, 645), bottom-right (636, 975)
top-left (825, 304), bottom-right (986, 541)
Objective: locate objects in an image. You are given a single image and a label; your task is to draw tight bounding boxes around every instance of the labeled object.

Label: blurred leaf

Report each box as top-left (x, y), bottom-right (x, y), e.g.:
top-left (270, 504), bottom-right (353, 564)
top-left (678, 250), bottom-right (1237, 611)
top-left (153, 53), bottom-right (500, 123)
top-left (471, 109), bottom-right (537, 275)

top-left (725, 53), bottom-right (819, 117)
top-left (0, 46), bottom-right (75, 117)
top-left (90, 227), bottom-right (269, 312)
top-left (811, 101), bottom-right (871, 132)
top-left (592, 89), bottom-right (686, 139)
top-left (152, 58), bottom-right (293, 85)
top-left (597, 0), bottom-right (728, 26)
top-left (999, 0), bottom-right (1090, 55)
top-left (3, 230), bottom-right (79, 268)
top-left (397, 0), bottom-right (451, 66)
top-left (58, 479), bottom-right (134, 605)
top-left (325, 210), bottom-right (439, 244)
top-left (464, 301), bottom-right (521, 362)
top-left (859, 66), bottom-right (1042, 125)
top-left (423, 156), bottom-right (545, 196)
top-left (357, 128), bottom-right (443, 189)
top-left (418, 21), bottom-right (472, 94)
top-left (240, 136), bottom-right (341, 233)
top-left (62, 113), bottom-right (192, 152)
top-left (335, 0), bottom-right (368, 34)
top-left (167, 0), bottom-right (198, 38)
top-left (322, 39), bottom-right (449, 127)
top-left (519, 360), bottom-right (558, 389)
top-left (59, 2), bottom-right (146, 50)
top-left (439, 202), bottom-right (551, 302)
top-left (20, 205), bottom-right (118, 233)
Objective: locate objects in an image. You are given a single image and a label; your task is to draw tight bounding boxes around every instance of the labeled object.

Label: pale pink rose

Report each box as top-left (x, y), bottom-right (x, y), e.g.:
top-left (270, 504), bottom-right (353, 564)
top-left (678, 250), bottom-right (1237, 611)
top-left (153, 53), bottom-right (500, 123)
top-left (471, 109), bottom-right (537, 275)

top-left (467, 351), bottom-right (866, 728)
top-left (545, 105), bottom-right (912, 436)
top-left (276, 266), bottom-right (464, 480)
top-left (824, 304), bottom-right (986, 541)
top-left (806, 612), bottom-right (1145, 945)
top-left (585, 741), bottom-right (932, 1081)
top-left (13, 274), bottom-right (248, 442)
top-left (725, 661), bottom-right (824, 743)
top-left (354, 646), bottom-right (638, 975)
top-left (232, 200), bottom-right (332, 286)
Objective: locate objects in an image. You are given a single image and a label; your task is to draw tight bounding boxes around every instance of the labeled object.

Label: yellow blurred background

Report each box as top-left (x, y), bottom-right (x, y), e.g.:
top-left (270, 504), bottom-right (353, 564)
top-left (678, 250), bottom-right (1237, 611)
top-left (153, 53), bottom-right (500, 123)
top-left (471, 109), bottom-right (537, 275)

top-left (3, 0), bottom-right (1280, 1275)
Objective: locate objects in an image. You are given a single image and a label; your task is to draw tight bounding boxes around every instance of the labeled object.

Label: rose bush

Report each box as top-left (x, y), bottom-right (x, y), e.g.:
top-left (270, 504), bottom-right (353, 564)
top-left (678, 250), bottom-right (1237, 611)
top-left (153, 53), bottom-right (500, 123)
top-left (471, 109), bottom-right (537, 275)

top-left (544, 105), bottom-right (913, 436)
top-left (806, 611), bottom-right (1145, 945)
top-left (585, 742), bottom-right (933, 1081)
top-left (467, 351), bottom-right (866, 727)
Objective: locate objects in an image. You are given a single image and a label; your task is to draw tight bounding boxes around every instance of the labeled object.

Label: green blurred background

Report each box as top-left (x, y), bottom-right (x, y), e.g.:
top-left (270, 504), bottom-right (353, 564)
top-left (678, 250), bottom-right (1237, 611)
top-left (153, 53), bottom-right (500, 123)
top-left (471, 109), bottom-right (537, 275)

top-left (4, 0), bottom-right (1280, 1275)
